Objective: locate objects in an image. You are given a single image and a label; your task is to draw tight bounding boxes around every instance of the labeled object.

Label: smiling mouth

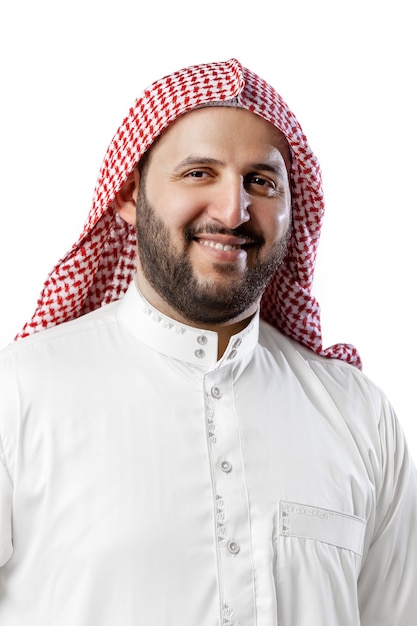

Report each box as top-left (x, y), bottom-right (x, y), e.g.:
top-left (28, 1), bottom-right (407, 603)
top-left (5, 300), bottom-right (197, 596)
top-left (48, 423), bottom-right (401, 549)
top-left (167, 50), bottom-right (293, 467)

top-left (193, 233), bottom-right (259, 253)
top-left (199, 240), bottom-right (243, 252)
top-left (187, 226), bottom-right (262, 254)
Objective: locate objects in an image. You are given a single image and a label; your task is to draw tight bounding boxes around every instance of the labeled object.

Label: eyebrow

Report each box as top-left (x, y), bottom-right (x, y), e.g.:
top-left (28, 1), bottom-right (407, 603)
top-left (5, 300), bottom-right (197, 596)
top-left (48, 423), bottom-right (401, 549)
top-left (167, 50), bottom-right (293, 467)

top-left (174, 156), bottom-right (224, 171)
top-left (174, 155), bottom-right (285, 176)
top-left (251, 162), bottom-right (285, 176)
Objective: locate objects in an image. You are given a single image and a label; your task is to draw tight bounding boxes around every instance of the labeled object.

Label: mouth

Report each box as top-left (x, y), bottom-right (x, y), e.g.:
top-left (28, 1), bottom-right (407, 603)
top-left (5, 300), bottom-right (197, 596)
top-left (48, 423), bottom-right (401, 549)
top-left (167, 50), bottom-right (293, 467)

top-left (185, 226), bottom-right (263, 266)
top-left (198, 239), bottom-right (248, 252)
top-left (191, 230), bottom-right (259, 252)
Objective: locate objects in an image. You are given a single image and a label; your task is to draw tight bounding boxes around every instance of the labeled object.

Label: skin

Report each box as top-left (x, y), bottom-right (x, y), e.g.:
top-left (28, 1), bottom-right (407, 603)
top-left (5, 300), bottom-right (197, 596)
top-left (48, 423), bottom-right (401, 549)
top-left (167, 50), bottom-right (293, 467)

top-left (115, 106), bottom-right (292, 358)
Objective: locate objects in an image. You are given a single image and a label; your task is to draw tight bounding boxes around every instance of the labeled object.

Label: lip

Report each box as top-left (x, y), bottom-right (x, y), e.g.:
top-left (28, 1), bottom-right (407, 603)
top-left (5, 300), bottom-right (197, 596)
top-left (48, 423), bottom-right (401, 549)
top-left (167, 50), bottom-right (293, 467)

top-left (192, 234), bottom-right (254, 262)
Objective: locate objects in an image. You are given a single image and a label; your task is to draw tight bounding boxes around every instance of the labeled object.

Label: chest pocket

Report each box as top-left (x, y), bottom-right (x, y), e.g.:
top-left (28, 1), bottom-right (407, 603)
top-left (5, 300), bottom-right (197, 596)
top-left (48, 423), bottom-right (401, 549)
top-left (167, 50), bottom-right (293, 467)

top-left (275, 501), bottom-right (366, 625)
top-left (279, 500), bottom-right (366, 555)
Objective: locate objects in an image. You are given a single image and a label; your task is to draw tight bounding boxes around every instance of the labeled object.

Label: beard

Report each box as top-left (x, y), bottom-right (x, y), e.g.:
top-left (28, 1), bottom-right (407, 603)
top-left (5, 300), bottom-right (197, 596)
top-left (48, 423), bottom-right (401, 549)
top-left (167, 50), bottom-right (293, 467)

top-left (135, 188), bottom-right (290, 325)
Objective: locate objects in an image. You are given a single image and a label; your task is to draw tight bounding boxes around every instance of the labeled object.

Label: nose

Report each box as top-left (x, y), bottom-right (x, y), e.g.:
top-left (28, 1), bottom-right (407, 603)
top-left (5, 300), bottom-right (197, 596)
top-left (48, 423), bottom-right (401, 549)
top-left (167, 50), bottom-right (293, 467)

top-left (207, 176), bottom-right (251, 229)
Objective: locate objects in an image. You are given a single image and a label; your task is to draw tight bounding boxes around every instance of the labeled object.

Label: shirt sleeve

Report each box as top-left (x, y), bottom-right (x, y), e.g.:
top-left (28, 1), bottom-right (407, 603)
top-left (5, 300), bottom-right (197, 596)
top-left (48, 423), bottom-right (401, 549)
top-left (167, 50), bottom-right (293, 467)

top-left (0, 453), bottom-right (13, 566)
top-left (358, 396), bottom-right (417, 625)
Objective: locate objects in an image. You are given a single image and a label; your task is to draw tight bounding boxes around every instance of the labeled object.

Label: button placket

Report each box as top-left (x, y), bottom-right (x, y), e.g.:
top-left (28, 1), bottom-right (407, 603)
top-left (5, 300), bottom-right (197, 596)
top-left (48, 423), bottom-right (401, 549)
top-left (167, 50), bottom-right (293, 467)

top-left (206, 376), bottom-right (238, 553)
top-left (204, 371), bottom-right (255, 625)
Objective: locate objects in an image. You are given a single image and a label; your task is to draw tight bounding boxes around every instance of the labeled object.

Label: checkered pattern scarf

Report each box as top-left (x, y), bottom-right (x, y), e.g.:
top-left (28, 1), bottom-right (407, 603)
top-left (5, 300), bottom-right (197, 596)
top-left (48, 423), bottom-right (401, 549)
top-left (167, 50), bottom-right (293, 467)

top-left (16, 58), bottom-right (361, 368)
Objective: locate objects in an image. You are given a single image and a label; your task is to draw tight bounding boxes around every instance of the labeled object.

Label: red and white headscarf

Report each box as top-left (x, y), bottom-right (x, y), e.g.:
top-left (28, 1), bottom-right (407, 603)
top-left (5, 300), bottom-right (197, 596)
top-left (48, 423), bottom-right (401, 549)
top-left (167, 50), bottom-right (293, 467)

top-left (16, 58), bottom-right (361, 368)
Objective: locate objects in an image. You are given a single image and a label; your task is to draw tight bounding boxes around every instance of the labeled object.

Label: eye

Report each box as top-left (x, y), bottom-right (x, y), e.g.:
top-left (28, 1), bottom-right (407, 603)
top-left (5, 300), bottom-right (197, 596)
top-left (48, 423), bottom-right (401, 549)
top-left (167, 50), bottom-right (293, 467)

top-left (247, 175), bottom-right (273, 187)
top-left (244, 173), bottom-right (277, 196)
top-left (185, 170), bottom-right (211, 180)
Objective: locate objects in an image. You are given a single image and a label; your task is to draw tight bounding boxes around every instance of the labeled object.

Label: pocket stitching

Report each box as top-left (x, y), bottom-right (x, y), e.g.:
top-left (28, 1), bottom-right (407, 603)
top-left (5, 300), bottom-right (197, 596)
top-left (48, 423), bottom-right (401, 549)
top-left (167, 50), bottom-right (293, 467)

top-left (279, 500), bottom-right (366, 556)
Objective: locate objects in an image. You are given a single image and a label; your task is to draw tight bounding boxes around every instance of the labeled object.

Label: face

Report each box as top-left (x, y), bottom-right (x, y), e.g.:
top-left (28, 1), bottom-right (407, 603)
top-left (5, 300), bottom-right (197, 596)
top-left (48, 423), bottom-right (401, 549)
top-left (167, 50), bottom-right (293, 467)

top-left (135, 106), bottom-right (292, 327)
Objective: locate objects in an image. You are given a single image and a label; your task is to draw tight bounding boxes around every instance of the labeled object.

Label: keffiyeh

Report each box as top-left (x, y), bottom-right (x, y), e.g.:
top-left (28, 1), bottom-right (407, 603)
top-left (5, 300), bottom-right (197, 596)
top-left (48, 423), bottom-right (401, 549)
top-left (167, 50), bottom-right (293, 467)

top-left (16, 58), bottom-right (361, 369)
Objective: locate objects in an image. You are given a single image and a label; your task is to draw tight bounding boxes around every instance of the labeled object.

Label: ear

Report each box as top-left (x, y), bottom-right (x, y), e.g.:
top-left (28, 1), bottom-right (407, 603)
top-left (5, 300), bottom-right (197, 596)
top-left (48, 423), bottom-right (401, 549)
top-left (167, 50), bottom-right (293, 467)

top-left (114, 167), bottom-right (140, 226)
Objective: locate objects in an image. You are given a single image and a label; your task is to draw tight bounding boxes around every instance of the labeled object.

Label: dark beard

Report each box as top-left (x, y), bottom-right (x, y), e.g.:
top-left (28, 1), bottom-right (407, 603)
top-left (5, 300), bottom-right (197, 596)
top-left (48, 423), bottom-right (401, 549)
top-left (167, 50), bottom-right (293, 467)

top-left (135, 188), bottom-right (289, 325)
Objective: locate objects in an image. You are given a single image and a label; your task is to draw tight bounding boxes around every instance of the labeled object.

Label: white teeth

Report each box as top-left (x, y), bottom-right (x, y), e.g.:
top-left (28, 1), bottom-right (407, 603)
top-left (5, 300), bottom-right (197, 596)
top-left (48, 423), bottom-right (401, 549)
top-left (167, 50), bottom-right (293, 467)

top-left (200, 240), bottom-right (238, 251)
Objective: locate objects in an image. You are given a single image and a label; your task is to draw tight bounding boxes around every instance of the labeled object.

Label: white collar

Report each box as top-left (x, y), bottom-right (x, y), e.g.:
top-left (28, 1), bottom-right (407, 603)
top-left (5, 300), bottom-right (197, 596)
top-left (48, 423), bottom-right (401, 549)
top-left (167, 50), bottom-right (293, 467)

top-left (117, 279), bottom-right (259, 369)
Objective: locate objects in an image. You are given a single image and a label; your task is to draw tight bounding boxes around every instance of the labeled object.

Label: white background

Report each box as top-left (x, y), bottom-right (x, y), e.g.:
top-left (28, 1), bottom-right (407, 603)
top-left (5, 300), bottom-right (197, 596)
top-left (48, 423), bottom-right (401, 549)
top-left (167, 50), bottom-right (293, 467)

top-left (1, 1), bottom-right (416, 463)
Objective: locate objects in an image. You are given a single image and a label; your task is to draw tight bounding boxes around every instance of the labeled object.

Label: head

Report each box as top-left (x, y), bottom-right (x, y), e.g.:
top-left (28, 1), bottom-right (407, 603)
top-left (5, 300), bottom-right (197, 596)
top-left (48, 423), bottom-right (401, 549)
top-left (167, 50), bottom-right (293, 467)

top-left (17, 58), bottom-right (361, 368)
top-left (115, 105), bottom-right (292, 328)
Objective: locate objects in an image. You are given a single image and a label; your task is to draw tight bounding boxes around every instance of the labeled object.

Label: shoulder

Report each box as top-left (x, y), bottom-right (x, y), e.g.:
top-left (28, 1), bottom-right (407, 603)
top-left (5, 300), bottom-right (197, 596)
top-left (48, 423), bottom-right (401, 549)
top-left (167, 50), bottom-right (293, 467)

top-left (258, 321), bottom-right (408, 496)
top-left (0, 300), bottom-right (121, 369)
top-left (258, 319), bottom-right (388, 426)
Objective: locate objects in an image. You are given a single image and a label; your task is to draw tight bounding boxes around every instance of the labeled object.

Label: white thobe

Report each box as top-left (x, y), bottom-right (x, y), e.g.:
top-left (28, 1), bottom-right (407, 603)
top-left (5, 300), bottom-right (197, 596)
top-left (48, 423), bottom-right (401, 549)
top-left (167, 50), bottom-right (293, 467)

top-left (0, 281), bottom-right (416, 625)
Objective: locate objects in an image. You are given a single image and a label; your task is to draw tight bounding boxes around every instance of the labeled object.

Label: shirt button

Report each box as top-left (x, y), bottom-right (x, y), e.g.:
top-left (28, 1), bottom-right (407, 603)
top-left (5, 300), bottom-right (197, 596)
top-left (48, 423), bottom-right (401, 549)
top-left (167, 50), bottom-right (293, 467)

top-left (228, 349), bottom-right (237, 360)
top-left (227, 541), bottom-right (240, 554)
top-left (194, 349), bottom-right (205, 358)
top-left (220, 460), bottom-right (232, 473)
top-left (197, 335), bottom-right (207, 345)
top-left (211, 386), bottom-right (222, 399)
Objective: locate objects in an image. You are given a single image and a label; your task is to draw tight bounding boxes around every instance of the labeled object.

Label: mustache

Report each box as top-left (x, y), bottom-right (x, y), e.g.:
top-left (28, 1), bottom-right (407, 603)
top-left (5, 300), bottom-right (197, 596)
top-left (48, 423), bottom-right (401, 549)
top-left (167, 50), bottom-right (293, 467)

top-left (185, 223), bottom-right (264, 245)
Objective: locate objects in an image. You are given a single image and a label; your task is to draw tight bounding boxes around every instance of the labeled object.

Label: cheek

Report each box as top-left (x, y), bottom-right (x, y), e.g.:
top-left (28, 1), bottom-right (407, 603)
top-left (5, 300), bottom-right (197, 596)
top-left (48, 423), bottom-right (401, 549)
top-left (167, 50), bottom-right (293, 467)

top-left (257, 201), bottom-right (291, 241)
top-left (147, 184), bottom-right (205, 226)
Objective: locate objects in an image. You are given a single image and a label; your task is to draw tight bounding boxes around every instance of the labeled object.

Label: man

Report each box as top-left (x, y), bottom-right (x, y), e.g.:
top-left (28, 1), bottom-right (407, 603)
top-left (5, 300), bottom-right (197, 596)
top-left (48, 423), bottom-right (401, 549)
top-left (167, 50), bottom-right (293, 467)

top-left (0, 58), bottom-right (415, 625)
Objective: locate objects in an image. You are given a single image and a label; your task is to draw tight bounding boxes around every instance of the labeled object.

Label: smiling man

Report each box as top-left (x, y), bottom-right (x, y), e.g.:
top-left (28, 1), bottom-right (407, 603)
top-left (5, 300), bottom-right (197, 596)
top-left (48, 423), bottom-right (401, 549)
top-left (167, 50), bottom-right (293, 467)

top-left (0, 59), bottom-right (416, 626)
top-left (116, 105), bottom-right (292, 355)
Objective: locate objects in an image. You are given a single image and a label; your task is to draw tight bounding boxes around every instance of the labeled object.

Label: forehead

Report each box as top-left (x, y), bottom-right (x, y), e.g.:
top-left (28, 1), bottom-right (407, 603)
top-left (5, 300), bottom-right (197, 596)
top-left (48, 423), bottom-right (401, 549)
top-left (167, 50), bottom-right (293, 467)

top-left (146, 106), bottom-right (291, 172)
